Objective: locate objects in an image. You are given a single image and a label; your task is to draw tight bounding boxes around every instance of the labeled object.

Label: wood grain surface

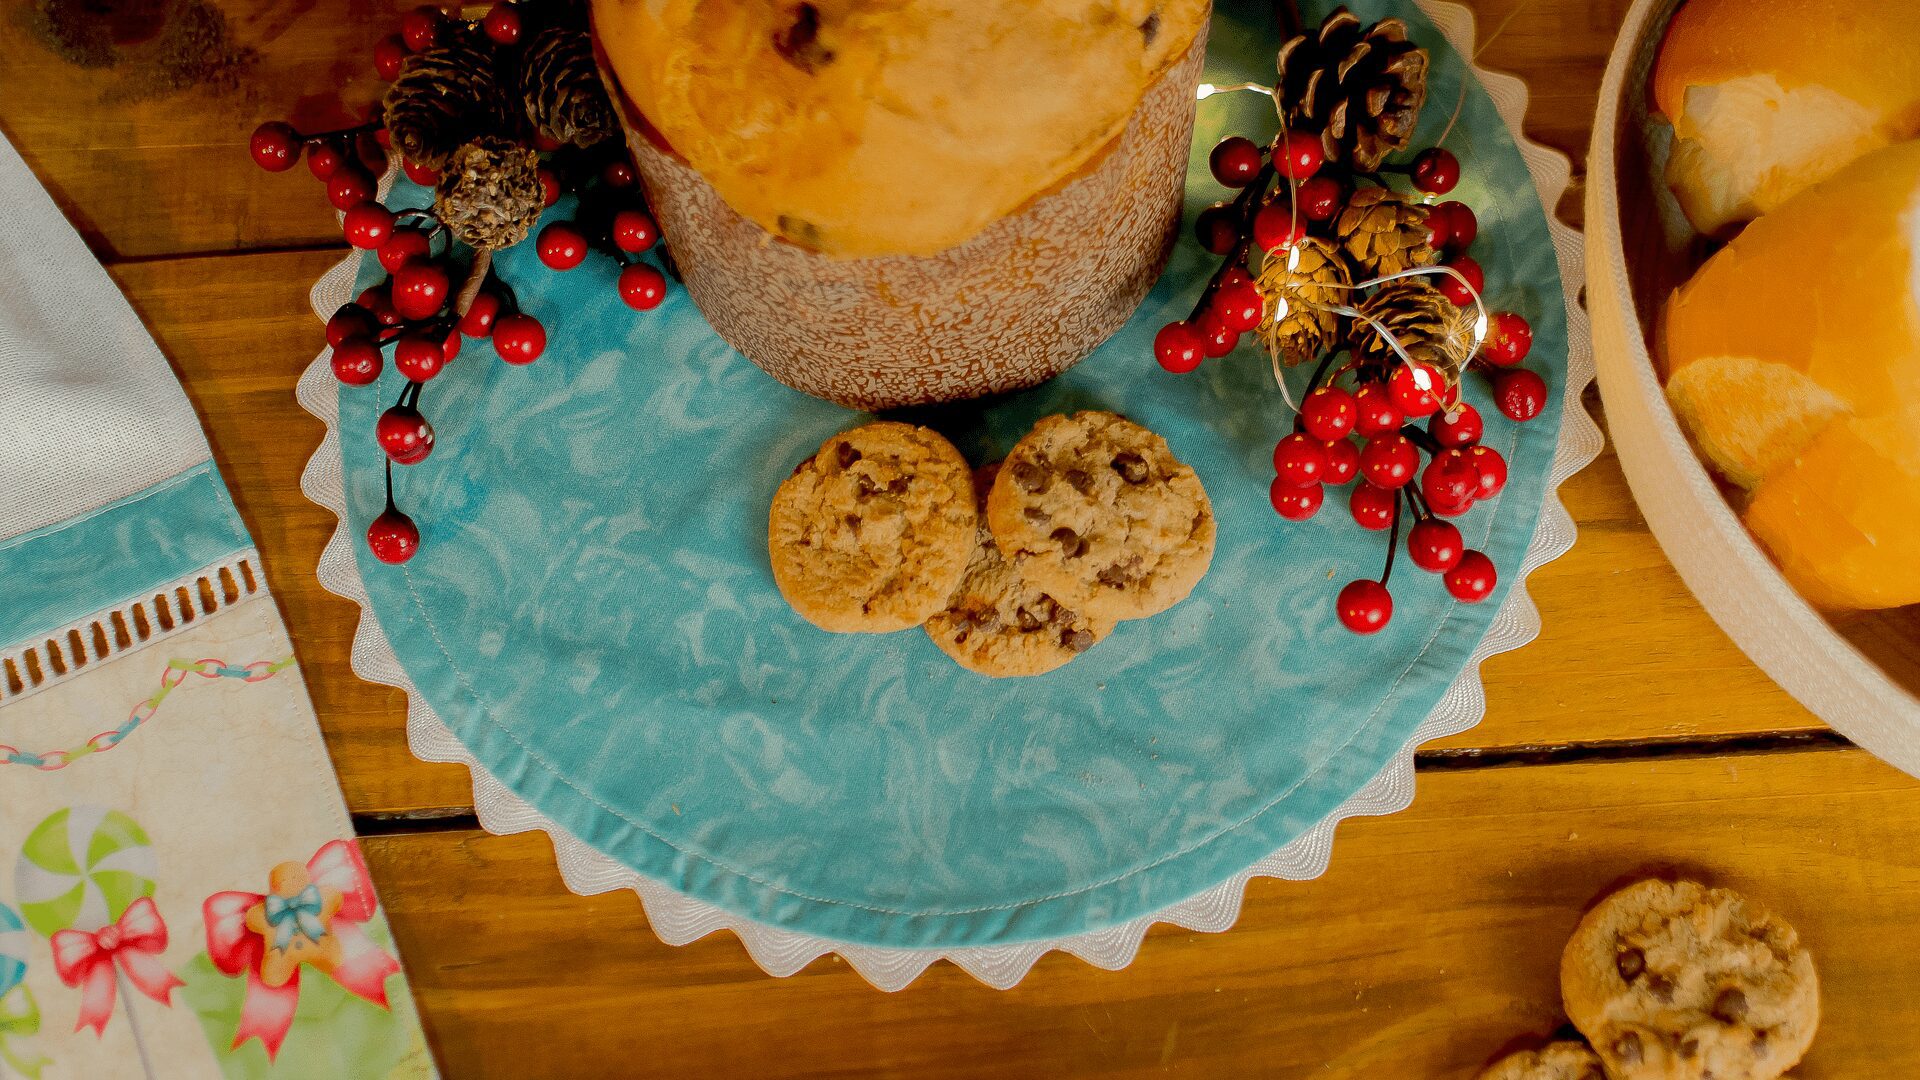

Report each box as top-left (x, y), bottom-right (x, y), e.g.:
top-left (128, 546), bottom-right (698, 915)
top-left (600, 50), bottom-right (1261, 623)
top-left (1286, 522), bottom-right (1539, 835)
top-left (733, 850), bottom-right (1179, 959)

top-left (8, 0), bottom-right (1909, 1076)
top-left (366, 749), bottom-right (1920, 1078)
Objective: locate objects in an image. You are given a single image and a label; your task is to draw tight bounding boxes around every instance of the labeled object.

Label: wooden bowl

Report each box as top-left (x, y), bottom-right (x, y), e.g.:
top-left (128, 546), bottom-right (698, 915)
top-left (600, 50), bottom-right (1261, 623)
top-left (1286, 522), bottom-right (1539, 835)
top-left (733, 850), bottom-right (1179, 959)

top-left (594, 23), bottom-right (1208, 412)
top-left (1587, 0), bottom-right (1920, 774)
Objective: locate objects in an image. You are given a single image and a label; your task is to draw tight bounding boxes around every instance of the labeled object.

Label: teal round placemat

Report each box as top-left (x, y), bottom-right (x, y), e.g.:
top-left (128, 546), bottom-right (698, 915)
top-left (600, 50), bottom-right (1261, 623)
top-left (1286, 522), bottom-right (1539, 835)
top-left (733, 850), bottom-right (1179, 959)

top-left (336, 0), bottom-right (1568, 948)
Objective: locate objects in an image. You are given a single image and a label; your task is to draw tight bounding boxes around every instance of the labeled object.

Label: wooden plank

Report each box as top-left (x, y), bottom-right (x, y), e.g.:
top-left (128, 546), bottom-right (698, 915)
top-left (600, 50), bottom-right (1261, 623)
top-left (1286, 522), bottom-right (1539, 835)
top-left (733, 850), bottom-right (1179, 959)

top-left (0, 0), bottom-right (400, 259)
top-left (108, 247), bottom-right (1824, 819)
top-left (363, 748), bottom-right (1920, 1078)
top-left (0, 0), bottom-right (1626, 260)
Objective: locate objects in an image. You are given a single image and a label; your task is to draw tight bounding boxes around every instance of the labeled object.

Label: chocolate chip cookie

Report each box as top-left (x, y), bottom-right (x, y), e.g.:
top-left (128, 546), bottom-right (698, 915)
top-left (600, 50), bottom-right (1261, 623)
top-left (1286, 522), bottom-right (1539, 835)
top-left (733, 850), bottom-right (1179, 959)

top-left (926, 465), bottom-right (1115, 676)
top-left (769, 421), bottom-right (976, 633)
top-left (1477, 1042), bottom-right (1607, 1080)
top-left (1561, 880), bottom-right (1819, 1080)
top-left (985, 411), bottom-right (1214, 622)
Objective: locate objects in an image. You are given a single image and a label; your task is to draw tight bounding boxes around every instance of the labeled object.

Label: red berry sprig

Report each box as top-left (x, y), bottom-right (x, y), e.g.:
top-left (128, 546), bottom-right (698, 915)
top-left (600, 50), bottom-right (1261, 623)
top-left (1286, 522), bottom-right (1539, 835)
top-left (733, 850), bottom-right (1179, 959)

top-left (252, 2), bottom-right (682, 564)
top-left (1143, 102), bottom-right (1558, 635)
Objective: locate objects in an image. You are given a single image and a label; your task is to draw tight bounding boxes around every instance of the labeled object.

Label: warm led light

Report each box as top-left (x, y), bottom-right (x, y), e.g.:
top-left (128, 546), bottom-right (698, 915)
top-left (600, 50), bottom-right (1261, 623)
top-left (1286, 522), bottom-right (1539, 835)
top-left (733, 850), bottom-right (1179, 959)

top-left (1196, 81), bottom-right (1275, 101)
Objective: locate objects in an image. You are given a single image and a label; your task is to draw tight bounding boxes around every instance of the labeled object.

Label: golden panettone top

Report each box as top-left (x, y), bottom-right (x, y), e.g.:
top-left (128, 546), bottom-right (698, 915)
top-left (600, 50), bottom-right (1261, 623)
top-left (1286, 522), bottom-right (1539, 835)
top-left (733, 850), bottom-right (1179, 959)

top-left (592, 0), bottom-right (1209, 259)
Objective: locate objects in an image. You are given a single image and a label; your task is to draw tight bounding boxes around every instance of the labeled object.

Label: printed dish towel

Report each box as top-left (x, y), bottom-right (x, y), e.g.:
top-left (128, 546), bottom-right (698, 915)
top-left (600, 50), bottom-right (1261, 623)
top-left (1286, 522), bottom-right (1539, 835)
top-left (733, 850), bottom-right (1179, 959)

top-left (0, 131), bottom-right (437, 1078)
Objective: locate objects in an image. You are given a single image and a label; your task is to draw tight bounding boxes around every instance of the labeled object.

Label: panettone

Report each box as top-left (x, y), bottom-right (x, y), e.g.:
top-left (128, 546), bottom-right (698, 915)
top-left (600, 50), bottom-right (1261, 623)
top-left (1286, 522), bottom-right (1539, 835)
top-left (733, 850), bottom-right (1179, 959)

top-left (592, 0), bottom-right (1208, 259)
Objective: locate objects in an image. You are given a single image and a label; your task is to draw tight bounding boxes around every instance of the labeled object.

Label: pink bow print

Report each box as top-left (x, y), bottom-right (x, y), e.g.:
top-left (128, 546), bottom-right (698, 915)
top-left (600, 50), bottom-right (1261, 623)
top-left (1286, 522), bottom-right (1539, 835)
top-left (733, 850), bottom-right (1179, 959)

top-left (49, 896), bottom-right (183, 1035)
top-left (203, 839), bottom-right (397, 1059)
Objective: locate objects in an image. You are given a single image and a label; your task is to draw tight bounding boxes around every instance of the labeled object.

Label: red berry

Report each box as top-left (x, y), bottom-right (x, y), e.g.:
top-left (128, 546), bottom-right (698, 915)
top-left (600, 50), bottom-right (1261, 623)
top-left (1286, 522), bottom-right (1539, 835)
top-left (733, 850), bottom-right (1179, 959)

top-left (1270, 479), bottom-right (1324, 521)
top-left (1218, 265), bottom-right (1254, 291)
top-left (1300, 385), bottom-right (1357, 441)
top-left (1444, 550), bottom-right (1497, 603)
top-left (1359, 433), bottom-right (1419, 490)
top-left (537, 222), bottom-right (589, 270)
top-left (538, 166), bottom-right (561, 208)
top-left (1435, 201), bottom-right (1476, 251)
top-left (619, 263), bottom-right (668, 310)
top-left (1209, 136), bottom-right (1264, 187)
top-left (1424, 202), bottom-right (1455, 251)
top-left (1429, 402), bottom-right (1484, 449)
top-left (1387, 362), bottom-right (1449, 419)
top-left (400, 5), bottom-right (442, 51)
top-left (326, 304), bottom-right (378, 348)
top-left (1438, 256), bottom-right (1484, 307)
top-left (1421, 448), bottom-right (1479, 509)
top-left (1272, 130), bottom-right (1325, 180)
top-left (1352, 383), bottom-right (1404, 437)
top-left (1428, 490), bottom-right (1474, 518)
top-left (1336, 579), bottom-right (1393, 634)
top-left (342, 201), bottom-right (395, 249)
top-left (493, 314), bottom-right (546, 364)
top-left (460, 291), bottom-right (503, 338)
top-left (375, 127), bottom-right (391, 149)
top-left (1493, 368), bottom-right (1548, 422)
top-left (402, 158), bottom-right (439, 186)
top-left (482, 1), bottom-right (522, 44)
top-left (1212, 280), bottom-right (1265, 333)
top-left (1252, 202), bottom-right (1306, 254)
top-left (391, 261), bottom-right (450, 321)
top-left (306, 141), bottom-right (346, 180)
top-left (1411, 147), bottom-right (1461, 195)
top-left (1198, 310), bottom-right (1238, 358)
top-left (1296, 176), bottom-right (1343, 221)
top-left (1482, 311), bottom-right (1533, 366)
top-left (1407, 519), bottom-right (1464, 573)
top-left (1272, 433), bottom-right (1328, 489)
top-left (377, 404), bottom-right (435, 465)
top-left (367, 507), bottom-right (420, 564)
top-left (330, 338), bottom-right (383, 385)
top-left (602, 160), bottom-right (638, 190)
top-left (612, 209), bottom-right (659, 253)
top-left (357, 285), bottom-right (400, 327)
top-left (377, 228), bottom-right (432, 273)
top-left (1154, 321), bottom-right (1205, 373)
top-left (533, 131), bottom-right (565, 153)
top-left (442, 326), bottom-right (462, 362)
top-left (374, 34), bottom-right (408, 80)
top-left (326, 165), bottom-right (376, 211)
top-left (1349, 482), bottom-right (1397, 530)
top-left (1467, 445), bottom-right (1508, 500)
top-left (393, 333), bottom-right (446, 381)
top-left (1195, 203), bottom-right (1239, 255)
top-left (249, 121), bottom-right (299, 172)
top-left (1321, 437), bottom-right (1360, 485)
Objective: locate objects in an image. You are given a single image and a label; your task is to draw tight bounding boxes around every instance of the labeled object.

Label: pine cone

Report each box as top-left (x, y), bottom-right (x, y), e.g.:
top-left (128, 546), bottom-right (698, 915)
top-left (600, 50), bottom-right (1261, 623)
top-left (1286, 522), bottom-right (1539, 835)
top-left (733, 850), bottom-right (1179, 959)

top-left (1276, 7), bottom-right (1428, 171)
top-left (435, 137), bottom-right (544, 251)
top-left (383, 31), bottom-right (515, 171)
top-left (1334, 186), bottom-right (1437, 280)
top-left (519, 24), bottom-right (615, 149)
top-left (1255, 238), bottom-right (1351, 366)
top-left (1350, 278), bottom-right (1474, 381)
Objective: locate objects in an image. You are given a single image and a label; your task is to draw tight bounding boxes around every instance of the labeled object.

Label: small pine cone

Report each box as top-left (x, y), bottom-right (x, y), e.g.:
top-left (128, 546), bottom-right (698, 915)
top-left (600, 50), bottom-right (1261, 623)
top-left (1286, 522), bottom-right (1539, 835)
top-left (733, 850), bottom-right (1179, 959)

top-left (1255, 238), bottom-right (1351, 366)
top-left (519, 25), bottom-right (615, 149)
top-left (435, 137), bottom-right (544, 251)
top-left (383, 32), bottom-right (515, 170)
top-left (1350, 278), bottom-right (1475, 380)
top-left (1334, 186), bottom-right (1438, 280)
top-left (1276, 7), bottom-right (1428, 171)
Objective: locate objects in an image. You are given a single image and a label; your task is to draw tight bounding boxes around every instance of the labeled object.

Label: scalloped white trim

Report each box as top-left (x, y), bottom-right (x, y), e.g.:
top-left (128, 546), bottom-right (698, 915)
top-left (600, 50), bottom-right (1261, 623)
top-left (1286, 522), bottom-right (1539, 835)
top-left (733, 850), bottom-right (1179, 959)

top-left (294, 0), bottom-right (1601, 991)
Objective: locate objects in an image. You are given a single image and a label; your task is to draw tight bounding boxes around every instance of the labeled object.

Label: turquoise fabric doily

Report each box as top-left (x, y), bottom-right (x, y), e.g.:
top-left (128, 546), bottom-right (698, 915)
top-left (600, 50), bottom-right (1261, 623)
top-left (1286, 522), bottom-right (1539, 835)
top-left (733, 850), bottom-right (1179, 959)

top-left (335, 0), bottom-right (1569, 948)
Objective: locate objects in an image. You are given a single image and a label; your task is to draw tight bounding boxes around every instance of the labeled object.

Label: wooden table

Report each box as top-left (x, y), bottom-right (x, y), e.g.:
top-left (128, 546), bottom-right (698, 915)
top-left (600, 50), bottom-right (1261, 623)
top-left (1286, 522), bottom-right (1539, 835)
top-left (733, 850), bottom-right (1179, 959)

top-left (5, 2), bottom-right (1917, 1076)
